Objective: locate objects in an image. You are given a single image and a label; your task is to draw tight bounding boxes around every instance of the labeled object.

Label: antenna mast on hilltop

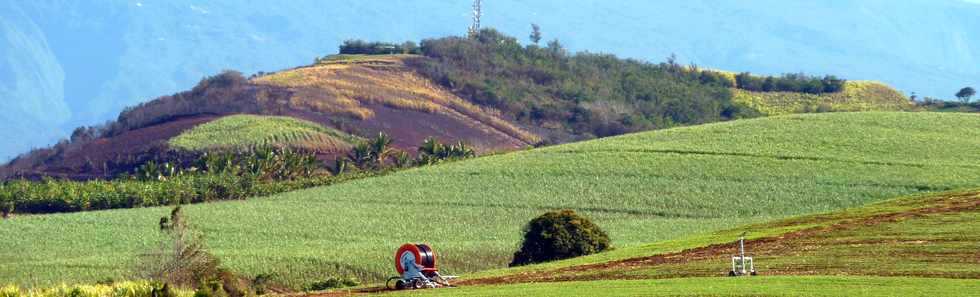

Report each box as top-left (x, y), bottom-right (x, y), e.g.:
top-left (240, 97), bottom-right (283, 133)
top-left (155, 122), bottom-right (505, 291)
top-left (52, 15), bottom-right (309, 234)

top-left (468, 0), bottom-right (482, 37)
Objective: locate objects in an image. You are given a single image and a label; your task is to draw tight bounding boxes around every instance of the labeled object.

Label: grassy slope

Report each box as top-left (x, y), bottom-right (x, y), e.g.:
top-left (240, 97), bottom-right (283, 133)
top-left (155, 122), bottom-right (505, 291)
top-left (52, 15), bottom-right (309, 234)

top-left (732, 81), bottom-right (912, 115)
top-left (2, 112), bottom-right (979, 288)
top-left (168, 114), bottom-right (357, 152)
top-left (406, 189), bottom-right (980, 296)
top-left (461, 189), bottom-right (980, 280)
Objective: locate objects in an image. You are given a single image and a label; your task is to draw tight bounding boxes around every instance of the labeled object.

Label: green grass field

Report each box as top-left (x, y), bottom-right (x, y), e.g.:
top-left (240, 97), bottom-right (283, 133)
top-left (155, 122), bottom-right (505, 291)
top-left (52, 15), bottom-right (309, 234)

top-left (2, 112), bottom-right (979, 289)
top-left (459, 188), bottom-right (979, 281)
top-left (392, 276), bottom-right (980, 297)
top-left (168, 114), bottom-right (357, 152)
top-left (419, 188), bottom-right (980, 296)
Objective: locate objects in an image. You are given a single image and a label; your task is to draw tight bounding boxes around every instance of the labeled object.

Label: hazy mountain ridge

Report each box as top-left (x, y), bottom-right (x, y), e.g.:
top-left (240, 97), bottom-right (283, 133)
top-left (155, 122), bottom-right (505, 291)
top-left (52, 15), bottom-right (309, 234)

top-left (1, 0), bottom-right (978, 161)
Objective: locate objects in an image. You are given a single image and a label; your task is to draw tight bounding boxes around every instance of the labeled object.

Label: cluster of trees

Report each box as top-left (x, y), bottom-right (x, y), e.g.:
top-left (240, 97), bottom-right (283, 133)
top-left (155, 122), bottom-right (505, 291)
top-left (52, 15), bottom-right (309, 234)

top-left (1, 148), bottom-right (348, 216)
top-left (407, 28), bottom-right (757, 142)
top-left (338, 39), bottom-right (421, 55)
top-left (734, 72), bottom-right (846, 94)
top-left (0, 163), bottom-right (367, 216)
top-left (334, 133), bottom-right (475, 174)
top-left (910, 86), bottom-right (976, 111)
top-left (129, 148), bottom-right (317, 182)
top-left (0, 133), bottom-right (479, 216)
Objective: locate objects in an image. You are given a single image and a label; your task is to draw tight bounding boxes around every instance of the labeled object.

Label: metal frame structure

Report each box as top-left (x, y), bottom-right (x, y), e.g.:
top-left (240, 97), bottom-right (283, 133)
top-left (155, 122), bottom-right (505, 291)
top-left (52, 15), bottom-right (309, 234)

top-left (729, 233), bottom-right (757, 276)
top-left (468, 0), bottom-right (482, 36)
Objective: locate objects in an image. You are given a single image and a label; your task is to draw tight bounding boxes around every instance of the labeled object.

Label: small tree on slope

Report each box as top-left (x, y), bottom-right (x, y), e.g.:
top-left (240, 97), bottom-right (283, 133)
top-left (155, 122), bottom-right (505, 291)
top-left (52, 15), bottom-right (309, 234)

top-left (956, 87), bottom-right (975, 104)
top-left (140, 206), bottom-right (220, 287)
top-left (510, 209), bottom-right (611, 266)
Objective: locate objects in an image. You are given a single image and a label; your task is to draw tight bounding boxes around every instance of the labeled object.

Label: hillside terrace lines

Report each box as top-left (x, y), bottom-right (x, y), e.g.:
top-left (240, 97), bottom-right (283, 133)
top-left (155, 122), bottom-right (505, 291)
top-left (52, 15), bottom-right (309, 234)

top-left (545, 148), bottom-right (979, 169)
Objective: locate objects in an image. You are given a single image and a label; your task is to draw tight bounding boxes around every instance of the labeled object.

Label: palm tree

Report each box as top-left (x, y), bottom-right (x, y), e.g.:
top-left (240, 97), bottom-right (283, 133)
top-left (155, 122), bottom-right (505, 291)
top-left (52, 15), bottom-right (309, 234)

top-left (418, 137), bottom-right (445, 165)
top-left (369, 132), bottom-right (395, 168)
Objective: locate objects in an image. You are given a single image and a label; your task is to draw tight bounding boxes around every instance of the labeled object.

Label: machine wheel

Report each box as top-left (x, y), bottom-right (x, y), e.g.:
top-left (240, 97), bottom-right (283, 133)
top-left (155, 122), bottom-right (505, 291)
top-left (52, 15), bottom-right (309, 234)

top-left (728, 271), bottom-right (736, 277)
top-left (412, 278), bottom-right (425, 289)
top-left (386, 276), bottom-right (402, 290)
top-left (750, 270), bottom-right (758, 276)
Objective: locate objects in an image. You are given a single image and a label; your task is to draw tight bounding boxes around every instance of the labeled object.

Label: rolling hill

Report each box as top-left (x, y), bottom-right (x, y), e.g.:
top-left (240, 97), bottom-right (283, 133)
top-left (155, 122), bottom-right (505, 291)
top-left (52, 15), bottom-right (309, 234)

top-left (1, 112), bottom-right (978, 289)
top-left (1, 30), bottom-right (921, 180)
top-left (0, 55), bottom-right (539, 180)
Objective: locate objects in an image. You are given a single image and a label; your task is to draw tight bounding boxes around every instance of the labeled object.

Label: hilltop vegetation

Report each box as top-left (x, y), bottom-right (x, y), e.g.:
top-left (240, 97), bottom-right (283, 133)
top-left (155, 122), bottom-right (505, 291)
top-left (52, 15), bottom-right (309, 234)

top-left (409, 29), bottom-right (750, 141)
top-left (2, 112), bottom-right (978, 288)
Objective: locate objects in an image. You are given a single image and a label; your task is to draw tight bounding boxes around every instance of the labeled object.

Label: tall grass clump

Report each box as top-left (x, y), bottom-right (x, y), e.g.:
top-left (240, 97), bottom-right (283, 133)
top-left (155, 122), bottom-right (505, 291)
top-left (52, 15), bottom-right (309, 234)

top-left (0, 282), bottom-right (193, 297)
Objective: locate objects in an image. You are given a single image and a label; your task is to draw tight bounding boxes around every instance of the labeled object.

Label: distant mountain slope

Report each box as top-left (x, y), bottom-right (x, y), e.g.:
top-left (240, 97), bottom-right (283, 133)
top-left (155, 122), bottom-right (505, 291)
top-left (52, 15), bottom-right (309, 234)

top-left (1, 0), bottom-right (977, 161)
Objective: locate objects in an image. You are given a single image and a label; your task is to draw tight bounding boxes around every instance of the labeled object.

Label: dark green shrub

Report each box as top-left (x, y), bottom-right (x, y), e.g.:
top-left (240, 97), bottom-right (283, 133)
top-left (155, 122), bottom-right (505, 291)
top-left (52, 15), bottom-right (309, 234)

top-left (251, 274), bottom-right (272, 295)
top-left (339, 39), bottom-right (406, 55)
top-left (305, 276), bottom-right (359, 291)
top-left (417, 137), bottom-right (475, 165)
top-left (0, 183), bottom-right (12, 219)
top-left (150, 283), bottom-right (178, 297)
top-left (510, 209), bottom-right (611, 266)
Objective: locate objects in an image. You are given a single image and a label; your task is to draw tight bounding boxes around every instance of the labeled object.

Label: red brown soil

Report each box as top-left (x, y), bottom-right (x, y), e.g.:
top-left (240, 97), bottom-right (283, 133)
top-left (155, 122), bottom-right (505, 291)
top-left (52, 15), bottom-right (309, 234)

top-left (1, 115), bottom-right (218, 179)
top-left (287, 100), bottom-right (528, 155)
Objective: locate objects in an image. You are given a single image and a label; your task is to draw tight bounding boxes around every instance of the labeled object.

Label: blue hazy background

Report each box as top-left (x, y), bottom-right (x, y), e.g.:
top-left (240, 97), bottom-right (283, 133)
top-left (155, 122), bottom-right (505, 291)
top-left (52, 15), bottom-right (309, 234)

top-left (1, 0), bottom-right (978, 161)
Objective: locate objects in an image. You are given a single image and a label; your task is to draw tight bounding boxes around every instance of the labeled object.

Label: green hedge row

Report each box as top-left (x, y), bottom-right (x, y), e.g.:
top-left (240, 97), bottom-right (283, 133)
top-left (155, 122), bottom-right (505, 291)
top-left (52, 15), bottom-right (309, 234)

top-left (0, 172), bottom-right (373, 216)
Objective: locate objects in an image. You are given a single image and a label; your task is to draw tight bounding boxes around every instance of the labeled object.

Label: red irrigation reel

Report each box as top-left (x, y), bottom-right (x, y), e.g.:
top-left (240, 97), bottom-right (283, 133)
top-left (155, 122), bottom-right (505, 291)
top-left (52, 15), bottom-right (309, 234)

top-left (386, 243), bottom-right (456, 290)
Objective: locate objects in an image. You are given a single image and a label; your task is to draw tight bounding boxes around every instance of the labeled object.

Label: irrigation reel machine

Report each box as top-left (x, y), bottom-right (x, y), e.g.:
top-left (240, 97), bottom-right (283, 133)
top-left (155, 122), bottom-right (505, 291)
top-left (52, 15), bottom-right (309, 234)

top-left (386, 243), bottom-right (457, 290)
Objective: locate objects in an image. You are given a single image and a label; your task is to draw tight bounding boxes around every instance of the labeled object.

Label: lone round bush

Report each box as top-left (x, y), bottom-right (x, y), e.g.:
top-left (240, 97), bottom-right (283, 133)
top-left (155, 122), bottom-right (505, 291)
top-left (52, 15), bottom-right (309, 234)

top-left (510, 209), bottom-right (611, 266)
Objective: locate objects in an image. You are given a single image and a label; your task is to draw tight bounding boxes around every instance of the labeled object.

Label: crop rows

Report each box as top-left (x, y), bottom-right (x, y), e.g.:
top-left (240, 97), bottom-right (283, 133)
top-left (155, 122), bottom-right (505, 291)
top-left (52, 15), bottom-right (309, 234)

top-left (2, 112), bottom-right (979, 289)
top-left (168, 114), bottom-right (356, 152)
